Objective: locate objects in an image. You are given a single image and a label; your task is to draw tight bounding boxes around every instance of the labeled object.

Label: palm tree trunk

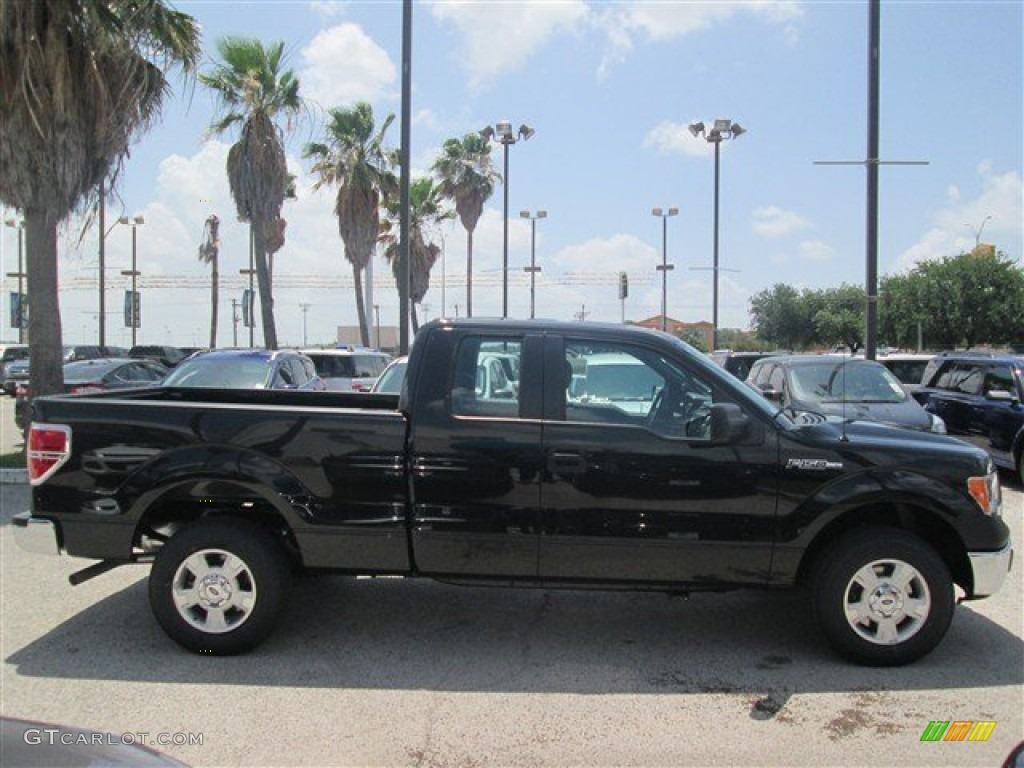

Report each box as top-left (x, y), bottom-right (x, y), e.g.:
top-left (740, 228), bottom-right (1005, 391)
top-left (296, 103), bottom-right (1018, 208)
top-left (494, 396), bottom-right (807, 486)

top-left (411, 304), bottom-right (419, 334)
top-left (353, 264), bottom-right (370, 347)
top-left (252, 224), bottom-right (278, 349)
top-left (466, 229), bottom-right (474, 318)
top-left (24, 208), bottom-right (64, 399)
top-left (210, 254), bottom-right (219, 348)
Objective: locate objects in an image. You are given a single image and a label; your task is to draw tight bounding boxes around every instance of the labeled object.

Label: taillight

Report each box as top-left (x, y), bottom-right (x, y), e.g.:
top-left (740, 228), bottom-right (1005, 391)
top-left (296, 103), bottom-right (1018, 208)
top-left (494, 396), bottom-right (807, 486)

top-left (16, 384), bottom-right (29, 397)
top-left (27, 423), bottom-right (72, 486)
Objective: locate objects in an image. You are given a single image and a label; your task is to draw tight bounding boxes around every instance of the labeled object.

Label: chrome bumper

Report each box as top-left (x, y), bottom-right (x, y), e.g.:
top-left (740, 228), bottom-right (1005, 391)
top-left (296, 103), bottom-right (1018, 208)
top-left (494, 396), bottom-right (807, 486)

top-left (13, 512), bottom-right (61, 556)
top-left (967, 541), bottom-right (1013, 598)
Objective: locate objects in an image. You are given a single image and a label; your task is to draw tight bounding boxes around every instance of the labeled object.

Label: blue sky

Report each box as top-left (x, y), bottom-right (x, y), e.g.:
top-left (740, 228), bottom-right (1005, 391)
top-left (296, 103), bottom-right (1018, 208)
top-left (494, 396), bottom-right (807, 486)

top-left (2, 0), bottom-right (1021, 348)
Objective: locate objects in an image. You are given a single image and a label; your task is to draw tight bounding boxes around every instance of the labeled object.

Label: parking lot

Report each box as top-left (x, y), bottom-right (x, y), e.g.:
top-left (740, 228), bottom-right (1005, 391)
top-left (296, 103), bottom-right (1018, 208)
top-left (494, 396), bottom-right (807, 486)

top-left (0, 398), bottom-right (1021, 767)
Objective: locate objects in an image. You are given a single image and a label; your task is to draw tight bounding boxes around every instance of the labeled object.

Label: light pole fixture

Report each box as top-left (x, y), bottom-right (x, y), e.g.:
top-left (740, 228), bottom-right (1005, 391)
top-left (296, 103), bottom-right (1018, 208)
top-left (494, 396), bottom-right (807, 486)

top-left (481, 120), bottom-right (535, 318)
top-left (117, 215), bottom-right (144, 346)
top-left (299, 302), bottom-right (311, 346)
top-left (519, 209), bottom-right (546, 319)
top-left (4, 217), bottom-right (26, 343)
top-left (651, 208), bottom-right (679, 332)
top-left (689, 118), bottom-right (745, 350)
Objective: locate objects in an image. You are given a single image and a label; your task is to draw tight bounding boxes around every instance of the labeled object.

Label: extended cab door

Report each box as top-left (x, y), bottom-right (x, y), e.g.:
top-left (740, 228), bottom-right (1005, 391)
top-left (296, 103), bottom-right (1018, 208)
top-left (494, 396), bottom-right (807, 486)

top-left (408, 329), bottom-right (544, 578)
top-left (538, 334), bottom-right (778, 585)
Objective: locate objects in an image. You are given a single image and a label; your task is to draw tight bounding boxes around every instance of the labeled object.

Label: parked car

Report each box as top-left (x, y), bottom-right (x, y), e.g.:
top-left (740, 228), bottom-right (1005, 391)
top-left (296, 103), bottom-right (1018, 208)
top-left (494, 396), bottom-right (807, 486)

top-left (913, 350), bottom-right (1024, 482)
top-left (129, 344), bottom-right (186, 368)
top-left (370, 355), bottom-right (408, 394)
top-left (567, 351), bottom-right (665, 418)
top-left (1, 356), bottom-right (30, 397)
top-left (300, 346), bottom-right (391, 392)
top-left (709, 349), bottom-right (785, 381)
top-left (0, 343), bottom-right (29, 395)
top-left (877, 353), bottom-right (935, 394)
top-left (15, 357), bottom-right (167, 429)
top-left (64, 344), bottom-right (129, 362)
top-left (746, 355), bottom-right (946, 433)
top-left (161, 348), bottom-right (324, 391)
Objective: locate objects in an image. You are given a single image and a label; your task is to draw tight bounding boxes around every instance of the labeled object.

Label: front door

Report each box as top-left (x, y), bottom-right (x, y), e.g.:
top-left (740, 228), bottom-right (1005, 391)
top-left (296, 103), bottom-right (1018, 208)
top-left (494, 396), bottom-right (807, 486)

top-left (538, 334), bottom-right (778, 585)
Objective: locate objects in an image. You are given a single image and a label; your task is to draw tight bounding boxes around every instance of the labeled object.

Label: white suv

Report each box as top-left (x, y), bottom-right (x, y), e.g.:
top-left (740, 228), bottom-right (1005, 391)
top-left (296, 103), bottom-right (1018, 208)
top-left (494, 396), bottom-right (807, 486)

top-left (300, 347), bottom-right (392, 392)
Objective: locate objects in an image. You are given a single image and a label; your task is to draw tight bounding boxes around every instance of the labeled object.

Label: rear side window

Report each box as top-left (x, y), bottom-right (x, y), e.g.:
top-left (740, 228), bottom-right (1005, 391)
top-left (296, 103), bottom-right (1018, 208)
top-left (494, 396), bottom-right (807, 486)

top-left (983, 365), bottom-right (1015, 395)
top-left (451, 337), bottom-right (522, 418)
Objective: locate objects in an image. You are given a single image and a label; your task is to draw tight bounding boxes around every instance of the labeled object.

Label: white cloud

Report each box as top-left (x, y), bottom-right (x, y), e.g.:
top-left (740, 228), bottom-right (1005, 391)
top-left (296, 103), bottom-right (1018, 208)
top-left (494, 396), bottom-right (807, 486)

top-left (309, 1), bottom-right (348, 19)
top-left (594, 1), bottom-right (804, 78)
top-left (799, 240), bottom-right (835, 262)
top-left (431, 1), bottom-right (588, 89)
top-left (643, 120), bottom-right (714, 158)
top-left (897, 166), bottom-right (1022, 271)
top-left (752, 206), bottom-right (810, 238)
top-left (299, 24), bottom-right (397, 109)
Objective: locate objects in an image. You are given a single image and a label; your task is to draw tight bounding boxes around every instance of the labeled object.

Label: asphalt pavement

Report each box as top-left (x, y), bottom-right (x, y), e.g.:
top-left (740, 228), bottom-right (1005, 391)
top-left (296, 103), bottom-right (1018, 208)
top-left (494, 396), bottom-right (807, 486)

top-left (1, 469), bottom-right (1021, 766)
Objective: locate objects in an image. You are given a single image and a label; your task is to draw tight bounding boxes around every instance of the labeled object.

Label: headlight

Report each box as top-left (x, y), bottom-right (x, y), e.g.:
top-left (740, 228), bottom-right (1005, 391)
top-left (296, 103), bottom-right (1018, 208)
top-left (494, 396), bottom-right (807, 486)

top-left (929, 413), bottom-right (946, 434)
top-left (967, 470), bottom-right (1002, 517)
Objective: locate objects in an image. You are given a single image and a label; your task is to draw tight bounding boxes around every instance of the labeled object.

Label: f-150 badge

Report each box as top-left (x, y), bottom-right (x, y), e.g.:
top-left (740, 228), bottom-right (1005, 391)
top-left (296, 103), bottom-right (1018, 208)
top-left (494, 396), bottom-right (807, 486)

top-left (786, 458), bottom-right (844, 471)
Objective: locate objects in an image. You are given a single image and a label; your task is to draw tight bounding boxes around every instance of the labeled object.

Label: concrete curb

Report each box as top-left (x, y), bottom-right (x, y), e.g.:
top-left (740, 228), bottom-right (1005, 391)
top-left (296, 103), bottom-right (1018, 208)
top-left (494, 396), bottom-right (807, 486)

top-left (0, 468), bottom-right (27, 484)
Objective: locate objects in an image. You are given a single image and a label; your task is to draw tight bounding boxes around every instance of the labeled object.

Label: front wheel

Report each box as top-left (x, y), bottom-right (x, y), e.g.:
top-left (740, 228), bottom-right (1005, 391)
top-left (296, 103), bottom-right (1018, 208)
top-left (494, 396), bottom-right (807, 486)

top-left (148, 518), bottom-right (290, 655)
top-left (812, 528), bottom-right (954, 666)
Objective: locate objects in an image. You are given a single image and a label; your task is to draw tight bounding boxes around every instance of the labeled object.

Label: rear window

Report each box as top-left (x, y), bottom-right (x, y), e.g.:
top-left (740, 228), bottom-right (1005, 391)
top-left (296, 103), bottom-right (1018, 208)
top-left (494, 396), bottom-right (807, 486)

top-left (309, 355), bottom-right (356, 378)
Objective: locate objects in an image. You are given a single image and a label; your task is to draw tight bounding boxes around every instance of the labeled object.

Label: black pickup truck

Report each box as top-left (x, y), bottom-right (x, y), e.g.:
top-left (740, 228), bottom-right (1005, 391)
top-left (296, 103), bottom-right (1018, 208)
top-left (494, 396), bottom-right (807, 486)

top-left (15, 319), bottom-right (1013, 665)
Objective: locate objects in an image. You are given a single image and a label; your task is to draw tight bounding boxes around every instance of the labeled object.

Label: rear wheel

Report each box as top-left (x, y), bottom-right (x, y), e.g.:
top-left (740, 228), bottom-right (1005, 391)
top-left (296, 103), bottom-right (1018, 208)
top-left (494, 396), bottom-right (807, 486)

top-left (812, 528), bottom-right (954, 666)
top-left (149, 518), bottom-right (290, 655)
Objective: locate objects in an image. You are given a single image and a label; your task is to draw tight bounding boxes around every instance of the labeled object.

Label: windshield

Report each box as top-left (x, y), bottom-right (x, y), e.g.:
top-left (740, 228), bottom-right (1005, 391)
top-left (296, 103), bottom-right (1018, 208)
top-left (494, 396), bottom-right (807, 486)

top-left (789, 362), bottom-right (907, 404)
top-left (373, 360), bottom-right (407, 394)
top-left (163, 356), bottom-right (271, 389)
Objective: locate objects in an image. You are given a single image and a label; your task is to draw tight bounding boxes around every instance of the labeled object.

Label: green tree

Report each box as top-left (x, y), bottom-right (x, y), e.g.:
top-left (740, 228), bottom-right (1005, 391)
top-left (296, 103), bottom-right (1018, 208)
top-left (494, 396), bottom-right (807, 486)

top-left (304, 102), bottom-right (396, 346)
top-left (381, 177), bottom-right (454, 333)
top-left (0, 0), bottom-right (199, 398)
top-left (812, 284), bottom-right (864, 353)
top-left (749, 284), bottom-right (811, 349)
top-left (200, 37), bottom-right (302, 350)
top-left (432, 133), bottom-right (499, 317)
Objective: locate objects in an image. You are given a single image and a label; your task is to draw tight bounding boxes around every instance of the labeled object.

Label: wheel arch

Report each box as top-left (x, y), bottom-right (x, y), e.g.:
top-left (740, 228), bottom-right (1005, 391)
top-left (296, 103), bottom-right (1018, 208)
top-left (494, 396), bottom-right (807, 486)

top-left (130, 475), bottom-right (306, 569)
top-left (796, 499), bottom-right (972, 596)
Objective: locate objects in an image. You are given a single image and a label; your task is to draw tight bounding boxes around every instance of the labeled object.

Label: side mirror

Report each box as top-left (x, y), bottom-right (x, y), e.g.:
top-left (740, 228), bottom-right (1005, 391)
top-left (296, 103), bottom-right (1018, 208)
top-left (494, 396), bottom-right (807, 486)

top-left (760, 387), bottom-right (783, 403)
top-left (708, 402), bottom-right (750, 445)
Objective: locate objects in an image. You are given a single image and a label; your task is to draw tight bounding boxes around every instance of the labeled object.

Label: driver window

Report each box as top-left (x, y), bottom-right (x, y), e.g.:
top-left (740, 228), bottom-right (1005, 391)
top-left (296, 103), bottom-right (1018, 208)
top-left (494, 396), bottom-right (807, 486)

top-left (564, 340), bottom-right (714, 439)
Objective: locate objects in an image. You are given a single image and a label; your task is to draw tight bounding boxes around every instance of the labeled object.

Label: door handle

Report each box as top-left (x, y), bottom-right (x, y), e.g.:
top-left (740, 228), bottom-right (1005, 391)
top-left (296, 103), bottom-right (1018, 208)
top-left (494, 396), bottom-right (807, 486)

top-left (547, 452), bottom-right (588, 474)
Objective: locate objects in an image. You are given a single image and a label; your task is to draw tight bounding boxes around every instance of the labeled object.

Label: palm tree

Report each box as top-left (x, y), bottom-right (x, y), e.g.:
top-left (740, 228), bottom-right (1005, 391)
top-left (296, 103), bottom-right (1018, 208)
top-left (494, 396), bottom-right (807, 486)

top-left (432, 133), bottom-right (499, 318)
top-left (200, 37), bottom-right (301, 350)
top-left (381, 177), bottom-right (454, 333)
top-left (0, 0), bottom-right (199, 399)
top-left (304, 102), bottom-right (396, 347)
top-left (198, 214), bottom-right (220, 347)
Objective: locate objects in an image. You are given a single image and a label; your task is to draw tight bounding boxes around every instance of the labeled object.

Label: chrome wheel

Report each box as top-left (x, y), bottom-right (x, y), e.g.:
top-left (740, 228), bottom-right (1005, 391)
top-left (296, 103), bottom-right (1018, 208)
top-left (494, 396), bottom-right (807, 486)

top-left (171, 548), bottom-right (258, 634)
top-left (842, 558), bottom-right (931, 646)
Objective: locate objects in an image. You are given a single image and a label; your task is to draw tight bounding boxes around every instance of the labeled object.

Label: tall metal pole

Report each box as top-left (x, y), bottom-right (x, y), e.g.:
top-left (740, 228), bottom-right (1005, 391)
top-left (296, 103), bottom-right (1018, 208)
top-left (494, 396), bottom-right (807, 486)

top-left (529, 216), bottom-right (536, 319)
top-left (712, 139), bottom-right (721, 350)
top-left (663, 214), bottom-right (671, 331)
top-left (865, 0), bottom-right (881, 361)
top-left (248, 224), bottom-right (255, 348)
top-left (502, 141), bottom-right (510, 319)
top-left (398, 0), bottom-right (412, 354)
top-left (98, 185), bottom-right (106, 347)
top-left (130, 224), bottom-right (138, 347)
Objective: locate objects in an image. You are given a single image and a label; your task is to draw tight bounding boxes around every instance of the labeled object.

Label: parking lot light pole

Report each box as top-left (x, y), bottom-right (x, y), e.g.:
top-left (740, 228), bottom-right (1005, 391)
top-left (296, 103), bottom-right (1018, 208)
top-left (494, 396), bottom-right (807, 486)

top-left (118, 215), bottom-right (144, 347)
top-left (4, 217), bottom-right (26, 343)
top-left (689, 119), bottom-right (745, 350)
top-left (652, 207), bottom-right (678, 332)
top-left (519, 210), bottom-right (546, 319)
top-left (481, 121), bottom-right (534, 318)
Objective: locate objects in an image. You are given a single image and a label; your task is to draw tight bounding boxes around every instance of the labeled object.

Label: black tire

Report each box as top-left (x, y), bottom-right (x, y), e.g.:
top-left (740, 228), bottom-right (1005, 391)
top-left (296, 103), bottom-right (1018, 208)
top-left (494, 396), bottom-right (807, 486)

top-left (812, 528), bottom-right (954, 666)
top-left (148, 518), bottom-right (290, 655)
